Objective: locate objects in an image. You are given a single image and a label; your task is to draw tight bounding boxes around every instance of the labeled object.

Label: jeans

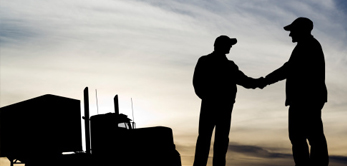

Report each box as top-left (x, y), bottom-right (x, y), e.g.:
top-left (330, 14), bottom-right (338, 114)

top-left (289, 103), bottom-right (329, 166)
top-left (193, 99), bottom-right (233, 166)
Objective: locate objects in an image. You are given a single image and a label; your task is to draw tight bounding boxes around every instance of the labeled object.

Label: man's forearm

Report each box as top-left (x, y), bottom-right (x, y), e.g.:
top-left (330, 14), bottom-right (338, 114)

top-left (265, 63), bottom-right (288, 85)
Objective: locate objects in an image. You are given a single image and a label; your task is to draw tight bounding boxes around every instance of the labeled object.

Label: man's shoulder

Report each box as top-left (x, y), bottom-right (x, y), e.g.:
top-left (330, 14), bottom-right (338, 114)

top-left (197, 54), bottom-right (212, 62)
top-left (297, 37), bottom-right (323, 55)
top-left (202, 53), bottom-right (214, 58)
top-left (199, 54), bottom-right (209, 59)
top-left (228, 60), bottom-right (239, 70)
top-left (312, 37), bottom-right (323, 48)
top-left (227, 59), bottom-right (236, 64)
top-left (302, 36), bottom-right (322, 48)
top-left (228, 59), bottom-right (238, 68)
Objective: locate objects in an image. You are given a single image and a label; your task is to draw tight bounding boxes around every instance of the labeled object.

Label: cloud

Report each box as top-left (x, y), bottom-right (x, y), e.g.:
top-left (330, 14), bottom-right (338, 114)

top-left (228, 143), bottom-right (347, 165)
top-left (330, 155), bottom-right (347, 165)
top-left (228, 143), bottom-right (291, 159)
top-left (176, 142), bottom-right (347, 166)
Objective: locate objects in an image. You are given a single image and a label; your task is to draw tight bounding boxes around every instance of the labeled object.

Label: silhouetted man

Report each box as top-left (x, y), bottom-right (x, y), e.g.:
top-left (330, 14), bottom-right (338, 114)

top-left (193, 35), bottom-right (262, 166)
top-left (262, 17), bottom-right (329, 166)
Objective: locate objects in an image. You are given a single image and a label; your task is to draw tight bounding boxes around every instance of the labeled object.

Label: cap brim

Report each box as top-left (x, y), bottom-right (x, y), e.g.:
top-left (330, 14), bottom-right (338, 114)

top-left (230, 38), bottom-right (237, 45)
top-left (284, 25), bottom-right (291, 31)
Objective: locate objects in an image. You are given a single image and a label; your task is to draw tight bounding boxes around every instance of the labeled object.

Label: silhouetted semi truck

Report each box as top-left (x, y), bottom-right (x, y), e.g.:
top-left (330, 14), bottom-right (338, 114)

top-left (0, 94), bottom-right (82, 166)
top-left (0, 87), bottom-right (181, 166)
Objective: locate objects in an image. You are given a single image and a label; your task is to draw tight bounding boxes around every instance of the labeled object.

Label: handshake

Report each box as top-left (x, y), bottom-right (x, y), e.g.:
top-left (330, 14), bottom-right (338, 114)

top-left (253, 77), bottom-right (268, 89)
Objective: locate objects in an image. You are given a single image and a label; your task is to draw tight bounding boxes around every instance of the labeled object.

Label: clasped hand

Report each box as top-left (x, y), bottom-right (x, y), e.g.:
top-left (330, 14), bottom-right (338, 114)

top-left (254, 77), bottom-right (267, 89)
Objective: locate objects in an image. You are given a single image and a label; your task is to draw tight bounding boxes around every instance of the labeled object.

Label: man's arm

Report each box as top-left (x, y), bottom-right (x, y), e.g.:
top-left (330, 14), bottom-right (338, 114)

top-left (193, 57), bottom-right (205, 99)
top-left (264, 62), bottom-right (289, 85)
top-left (235, 68), bottom-right (264, 89)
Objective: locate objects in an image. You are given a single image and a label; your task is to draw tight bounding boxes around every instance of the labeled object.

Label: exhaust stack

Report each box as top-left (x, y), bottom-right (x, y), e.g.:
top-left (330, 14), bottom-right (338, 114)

top-left (114, 95), bottom-right (119, 115)
top-left (84, 87), bottom-right (91, 155)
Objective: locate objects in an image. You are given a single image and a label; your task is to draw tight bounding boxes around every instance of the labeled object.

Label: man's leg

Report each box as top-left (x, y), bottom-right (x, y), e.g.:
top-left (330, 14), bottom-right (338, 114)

top-left (307, 103), bottom-right (329, 166)
top-left (193, 101), bottom-right (215, 166)
top-left (289, 105), bottom-right (310, 166)
top-left (213, 104), bottom-right (233, 166)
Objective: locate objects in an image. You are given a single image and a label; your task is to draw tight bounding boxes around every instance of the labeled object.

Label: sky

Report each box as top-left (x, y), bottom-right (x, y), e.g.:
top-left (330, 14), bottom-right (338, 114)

top-left (1, 0), bottom-right (347, 165)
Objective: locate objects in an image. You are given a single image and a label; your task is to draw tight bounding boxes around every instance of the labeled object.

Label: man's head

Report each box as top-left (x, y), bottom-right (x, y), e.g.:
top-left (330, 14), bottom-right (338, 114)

top-left (284, 17), bottom-right (313, 43)
top-left (214, 35), bottom-right (237, 54)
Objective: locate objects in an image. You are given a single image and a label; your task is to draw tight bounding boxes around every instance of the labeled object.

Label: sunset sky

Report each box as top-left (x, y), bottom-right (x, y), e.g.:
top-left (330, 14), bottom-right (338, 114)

top-left (1, 0), bottom-right (347, 165)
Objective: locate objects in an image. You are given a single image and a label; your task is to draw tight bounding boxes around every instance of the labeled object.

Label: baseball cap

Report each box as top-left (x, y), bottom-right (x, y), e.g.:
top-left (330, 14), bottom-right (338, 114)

top-left (284, 17), bottom-right (313, 32)
top-left (214, 35), bottom-right (237, 47)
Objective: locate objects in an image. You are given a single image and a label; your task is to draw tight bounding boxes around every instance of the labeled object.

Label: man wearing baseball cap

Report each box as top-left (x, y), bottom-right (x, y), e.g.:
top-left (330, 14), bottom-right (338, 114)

top-left (192, 35), bottom-right (263, 166)
top-left (262, 17), bottom-right (329, 166)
